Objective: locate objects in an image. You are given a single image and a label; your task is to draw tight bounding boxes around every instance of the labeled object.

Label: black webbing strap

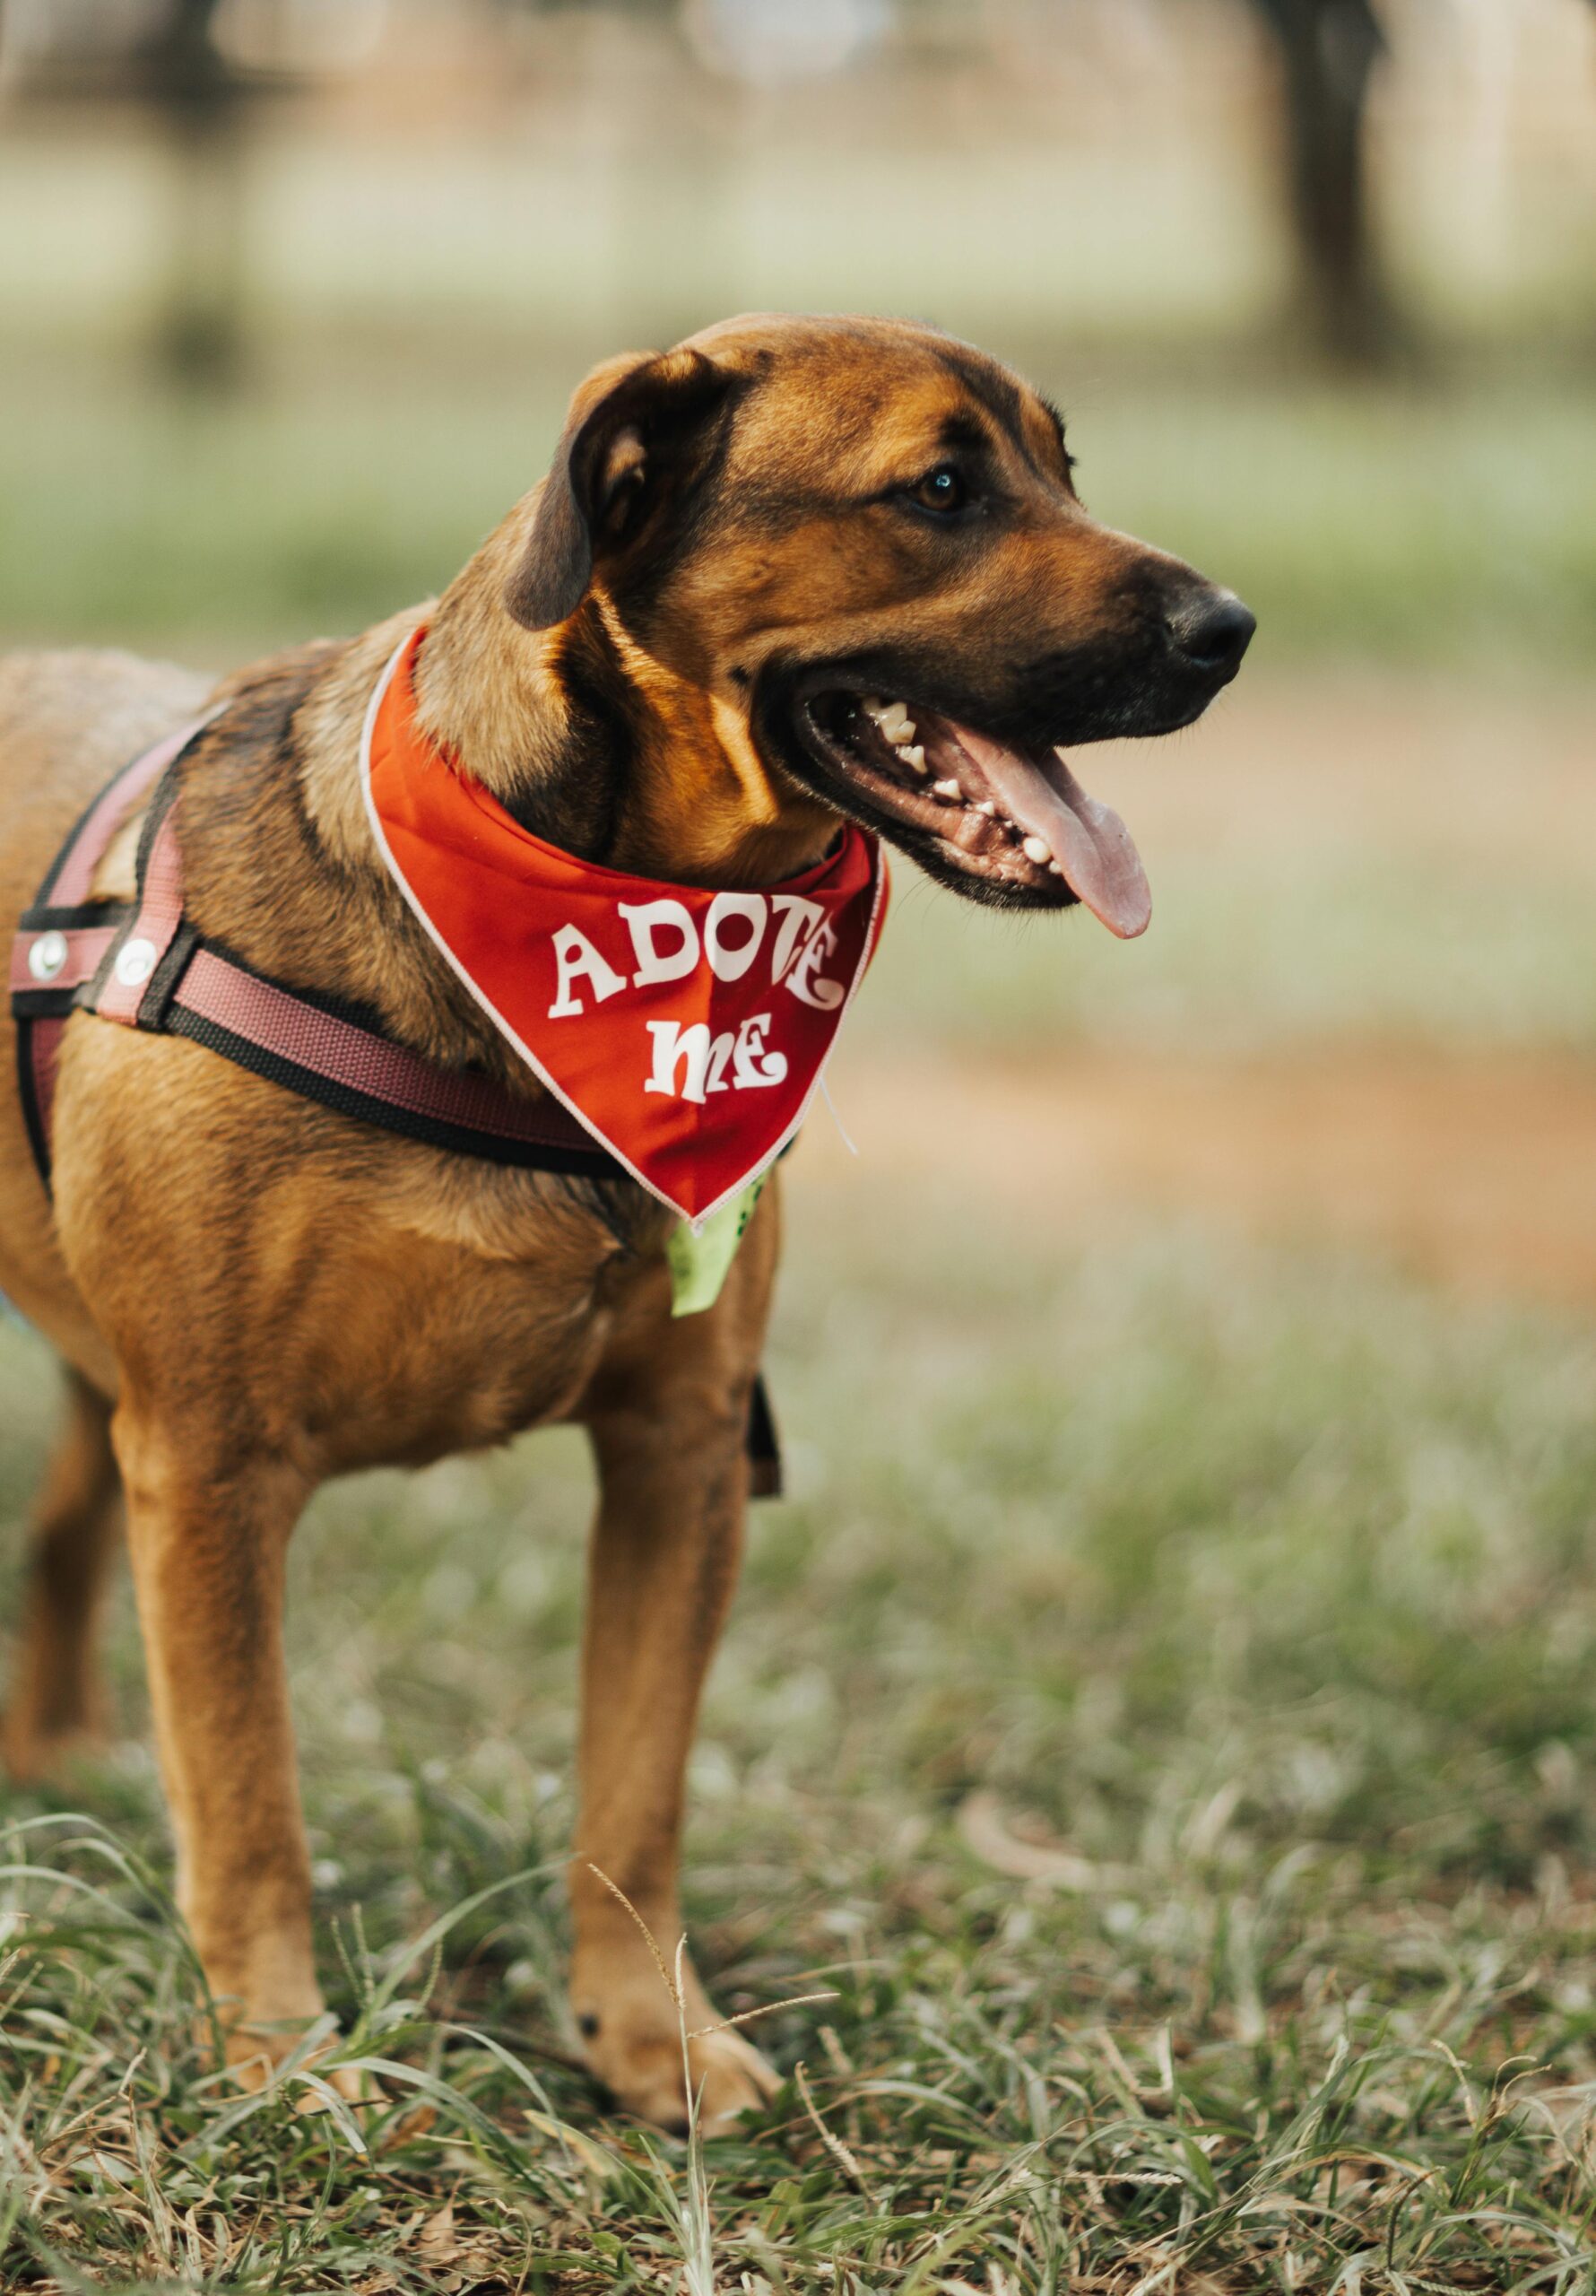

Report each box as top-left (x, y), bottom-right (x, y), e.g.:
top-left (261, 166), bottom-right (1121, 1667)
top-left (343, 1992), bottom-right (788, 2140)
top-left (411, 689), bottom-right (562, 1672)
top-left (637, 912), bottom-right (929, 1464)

top-left (11, 735), bottom-right (784, 1495)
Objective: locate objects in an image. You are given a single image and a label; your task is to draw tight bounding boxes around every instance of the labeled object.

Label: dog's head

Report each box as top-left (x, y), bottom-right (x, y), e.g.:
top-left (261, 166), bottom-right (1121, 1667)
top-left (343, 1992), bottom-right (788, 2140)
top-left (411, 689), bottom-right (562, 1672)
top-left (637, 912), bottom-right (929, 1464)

top-left (501, 314), bottom-right (1253, 935)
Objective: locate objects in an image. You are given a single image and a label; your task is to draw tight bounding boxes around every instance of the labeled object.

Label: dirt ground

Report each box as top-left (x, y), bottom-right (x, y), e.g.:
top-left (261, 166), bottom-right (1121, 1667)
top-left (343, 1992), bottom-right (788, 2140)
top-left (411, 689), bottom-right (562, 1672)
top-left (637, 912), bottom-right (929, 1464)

top-left (1082, 672), bottom-right (1596, 876)
top-left (806, 1043), bottom-right (1596, 1309)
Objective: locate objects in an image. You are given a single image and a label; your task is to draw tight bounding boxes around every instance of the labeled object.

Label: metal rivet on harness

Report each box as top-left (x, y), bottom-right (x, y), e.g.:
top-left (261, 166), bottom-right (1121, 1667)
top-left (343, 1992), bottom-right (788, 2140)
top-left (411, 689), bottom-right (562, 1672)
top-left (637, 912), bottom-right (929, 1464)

top-left (114, 936), bottom-right (158, 988)
top-left (27, 931), bottom-right (68, 983)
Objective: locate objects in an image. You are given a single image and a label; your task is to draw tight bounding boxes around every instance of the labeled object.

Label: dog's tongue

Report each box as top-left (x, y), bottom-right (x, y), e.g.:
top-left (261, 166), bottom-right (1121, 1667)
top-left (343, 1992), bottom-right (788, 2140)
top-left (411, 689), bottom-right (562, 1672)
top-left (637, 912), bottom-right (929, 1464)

top-left (948, 722), bottom-right (1151, 940)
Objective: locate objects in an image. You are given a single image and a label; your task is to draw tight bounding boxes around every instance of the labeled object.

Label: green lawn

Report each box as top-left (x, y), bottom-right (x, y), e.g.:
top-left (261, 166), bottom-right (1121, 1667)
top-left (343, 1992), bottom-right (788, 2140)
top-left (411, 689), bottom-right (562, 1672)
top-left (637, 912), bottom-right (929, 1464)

top-left (4, 1182), bottom-right (1596, 2291)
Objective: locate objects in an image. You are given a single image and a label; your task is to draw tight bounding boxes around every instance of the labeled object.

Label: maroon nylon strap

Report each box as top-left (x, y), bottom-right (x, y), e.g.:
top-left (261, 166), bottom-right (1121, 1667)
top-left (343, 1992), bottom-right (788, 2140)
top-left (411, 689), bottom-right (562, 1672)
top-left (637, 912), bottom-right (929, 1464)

top-left (10, 722), bottom-right (614, 1178)
top-left (93, 802), bottom-right (187, 1026)
top-left (9, 721), bottom-right (783, 1496)
top-left (7, 924), bottom-right (117, 1001)
top-left (17, 1015), bottom-right (67, 1161)
top-left (174, 949), bottom-right (605, 1152)
top-left (50, 720), bottom-right (202, 905)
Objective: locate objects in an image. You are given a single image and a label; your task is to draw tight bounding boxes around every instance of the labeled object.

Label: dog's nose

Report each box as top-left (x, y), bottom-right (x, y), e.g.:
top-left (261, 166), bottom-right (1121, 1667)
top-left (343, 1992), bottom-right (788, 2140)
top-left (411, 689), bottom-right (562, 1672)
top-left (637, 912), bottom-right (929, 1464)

top-left (1166, 587), bottom-right (1256, 679)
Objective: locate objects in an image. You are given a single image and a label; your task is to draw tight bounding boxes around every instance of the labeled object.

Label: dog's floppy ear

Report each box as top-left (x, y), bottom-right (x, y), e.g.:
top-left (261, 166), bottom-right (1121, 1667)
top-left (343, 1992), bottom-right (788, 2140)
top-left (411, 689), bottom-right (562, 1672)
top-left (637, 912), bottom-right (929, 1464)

top-left (506, 347), bottom-right (738, 631)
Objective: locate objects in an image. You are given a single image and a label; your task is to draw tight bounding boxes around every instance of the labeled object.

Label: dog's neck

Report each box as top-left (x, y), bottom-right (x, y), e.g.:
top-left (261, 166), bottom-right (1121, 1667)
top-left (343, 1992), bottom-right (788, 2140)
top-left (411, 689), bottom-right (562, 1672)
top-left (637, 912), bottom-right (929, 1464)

top-left (270, 530), bottom-right (839, 1089)
top-left (412, 515), bottom-right (834, 891)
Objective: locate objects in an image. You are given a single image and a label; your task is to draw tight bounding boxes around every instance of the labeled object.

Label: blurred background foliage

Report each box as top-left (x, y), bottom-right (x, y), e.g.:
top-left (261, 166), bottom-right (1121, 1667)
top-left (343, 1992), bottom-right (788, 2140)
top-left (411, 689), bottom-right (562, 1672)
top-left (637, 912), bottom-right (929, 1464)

top-left (7, 0), bottom-right (1592, 1082)
top-left (0, 0), bottom-right (1592, 662)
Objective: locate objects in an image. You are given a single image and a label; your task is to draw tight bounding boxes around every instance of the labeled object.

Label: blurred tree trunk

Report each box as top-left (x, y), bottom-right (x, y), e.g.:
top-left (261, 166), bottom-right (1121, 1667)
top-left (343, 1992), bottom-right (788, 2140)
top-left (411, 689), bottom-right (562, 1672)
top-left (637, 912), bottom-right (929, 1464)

top-left (136, 0), bottom-right (250, 390)
top-left (1249, 0), bottom-right (1397, 369)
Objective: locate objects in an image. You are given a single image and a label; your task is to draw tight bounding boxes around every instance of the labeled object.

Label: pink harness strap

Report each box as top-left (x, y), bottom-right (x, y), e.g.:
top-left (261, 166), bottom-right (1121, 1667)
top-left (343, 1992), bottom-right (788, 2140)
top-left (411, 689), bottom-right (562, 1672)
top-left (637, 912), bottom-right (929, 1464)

top-left (175, 951), bottom-right (592, 1145)
top-left (49, 719), bottom-right (204, 907)
top-left (7, 924), bottom-right (117, 1001)
top-left (9, 718), bottom-right (783, 1496)
top-left (11, 722), bottom-right (616, 1182)
top-left (11, 716), bottom-right (218, 1182)
top-left (16, 1014), bottom-right (67, 1161)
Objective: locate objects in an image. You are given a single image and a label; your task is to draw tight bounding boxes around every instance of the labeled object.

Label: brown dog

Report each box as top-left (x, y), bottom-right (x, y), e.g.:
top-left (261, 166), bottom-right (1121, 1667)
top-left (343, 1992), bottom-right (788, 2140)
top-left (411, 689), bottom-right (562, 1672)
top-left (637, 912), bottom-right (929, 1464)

top-left (0, 315), bottom-right (1251, 2130)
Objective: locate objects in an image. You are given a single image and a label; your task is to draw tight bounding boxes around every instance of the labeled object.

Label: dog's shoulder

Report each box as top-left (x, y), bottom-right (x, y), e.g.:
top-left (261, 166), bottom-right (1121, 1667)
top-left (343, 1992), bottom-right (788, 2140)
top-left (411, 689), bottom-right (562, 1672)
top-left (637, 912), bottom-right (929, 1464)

top-left (0, 646), bottom-right (212, 817)
top-left (174, 630), bottom-right (387, 979)
top-left (0, 648), bottom-right (218, 919)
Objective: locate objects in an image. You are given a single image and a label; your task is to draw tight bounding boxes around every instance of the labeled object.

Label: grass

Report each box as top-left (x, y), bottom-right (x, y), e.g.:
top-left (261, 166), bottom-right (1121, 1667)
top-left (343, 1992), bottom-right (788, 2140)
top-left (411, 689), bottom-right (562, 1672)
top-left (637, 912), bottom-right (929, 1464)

top-left (5, 1186), bottom-right (1596, 2291)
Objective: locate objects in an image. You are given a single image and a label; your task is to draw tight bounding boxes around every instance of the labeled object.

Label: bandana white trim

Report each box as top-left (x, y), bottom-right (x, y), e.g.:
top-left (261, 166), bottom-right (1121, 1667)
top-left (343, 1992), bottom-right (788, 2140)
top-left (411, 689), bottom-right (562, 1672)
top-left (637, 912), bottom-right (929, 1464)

top-left (358, 634), bottom-right (886, 1230)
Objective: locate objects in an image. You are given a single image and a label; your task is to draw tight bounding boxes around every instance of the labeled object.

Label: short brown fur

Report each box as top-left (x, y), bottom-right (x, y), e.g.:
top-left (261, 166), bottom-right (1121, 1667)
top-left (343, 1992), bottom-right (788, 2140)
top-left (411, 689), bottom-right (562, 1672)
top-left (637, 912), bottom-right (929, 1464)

top-left (0, 316), bottom-right (1245, 2130)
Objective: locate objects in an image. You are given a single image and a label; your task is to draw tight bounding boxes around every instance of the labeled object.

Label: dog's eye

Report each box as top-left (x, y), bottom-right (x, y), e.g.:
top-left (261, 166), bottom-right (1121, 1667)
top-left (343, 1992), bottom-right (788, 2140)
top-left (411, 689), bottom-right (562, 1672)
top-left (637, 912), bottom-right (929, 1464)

top-left (907, 464), bottom-right (967, 516)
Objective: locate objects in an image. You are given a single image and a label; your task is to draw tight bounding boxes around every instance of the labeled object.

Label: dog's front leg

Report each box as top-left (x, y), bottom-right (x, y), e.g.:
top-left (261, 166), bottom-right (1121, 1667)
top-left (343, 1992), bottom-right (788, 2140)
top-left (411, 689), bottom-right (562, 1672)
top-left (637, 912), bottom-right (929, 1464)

top-left (113, 1408), bottom-right (334, 2088)
top-left (570, 1233), bottom-right (781, 2132)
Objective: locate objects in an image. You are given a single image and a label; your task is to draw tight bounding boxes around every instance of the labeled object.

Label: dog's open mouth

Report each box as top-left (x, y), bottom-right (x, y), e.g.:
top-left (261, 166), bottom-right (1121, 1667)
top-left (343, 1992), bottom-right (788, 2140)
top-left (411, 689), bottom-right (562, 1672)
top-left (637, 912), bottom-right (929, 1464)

top-left (800, 691), bottom-right (1151, 937)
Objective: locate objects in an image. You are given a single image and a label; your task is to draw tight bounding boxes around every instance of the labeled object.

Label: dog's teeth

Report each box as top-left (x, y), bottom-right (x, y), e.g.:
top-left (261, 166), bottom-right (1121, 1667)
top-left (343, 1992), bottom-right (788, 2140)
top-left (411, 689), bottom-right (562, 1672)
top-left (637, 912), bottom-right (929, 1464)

top-left (898, 744), bottom-right (925, 770)
top-left (1021, 835), bottom-right (1052, 865)
top-left (932, 778), bottom-right (960, 801)
top-left (975, 799), bottom-right (996, 816)
top-left (863, 697), bottom-right (920, 744)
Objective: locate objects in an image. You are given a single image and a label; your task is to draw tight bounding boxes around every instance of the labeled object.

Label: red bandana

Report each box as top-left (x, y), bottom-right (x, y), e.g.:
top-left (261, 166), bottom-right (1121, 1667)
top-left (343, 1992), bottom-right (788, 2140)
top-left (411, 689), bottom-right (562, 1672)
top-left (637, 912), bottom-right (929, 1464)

top-left (360, 630), bottom-right (888, 1223)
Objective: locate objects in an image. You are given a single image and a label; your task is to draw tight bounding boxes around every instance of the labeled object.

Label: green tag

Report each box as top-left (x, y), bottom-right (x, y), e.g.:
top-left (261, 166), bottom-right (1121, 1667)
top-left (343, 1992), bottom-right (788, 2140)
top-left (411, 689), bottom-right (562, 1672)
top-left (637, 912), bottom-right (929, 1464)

top-left (667, 1177), bottom-right (767, 1318)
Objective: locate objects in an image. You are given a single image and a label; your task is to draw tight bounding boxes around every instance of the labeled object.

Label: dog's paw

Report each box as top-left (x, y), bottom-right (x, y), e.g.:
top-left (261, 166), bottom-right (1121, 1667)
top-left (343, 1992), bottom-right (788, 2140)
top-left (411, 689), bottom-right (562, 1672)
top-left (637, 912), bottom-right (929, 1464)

top-left (686, 2023), bottom-right (783, 2135)
top-left (577, 1991), bottom-right (780, 2135)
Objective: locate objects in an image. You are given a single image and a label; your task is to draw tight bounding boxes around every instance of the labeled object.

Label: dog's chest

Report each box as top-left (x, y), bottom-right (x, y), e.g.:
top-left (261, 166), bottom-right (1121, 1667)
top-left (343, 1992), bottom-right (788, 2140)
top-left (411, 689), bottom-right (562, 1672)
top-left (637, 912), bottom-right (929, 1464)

top-left (291, 1164), bottom-right (677, 1475)
top-left (300, 1222), bottom-right (627, 1473)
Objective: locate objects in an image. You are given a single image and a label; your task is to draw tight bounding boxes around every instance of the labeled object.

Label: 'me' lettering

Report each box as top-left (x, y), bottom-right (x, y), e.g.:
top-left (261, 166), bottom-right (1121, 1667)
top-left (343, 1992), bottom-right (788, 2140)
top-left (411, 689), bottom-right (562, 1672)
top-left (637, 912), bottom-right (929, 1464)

top-left (546, 891), bottom-right (845, 1101)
